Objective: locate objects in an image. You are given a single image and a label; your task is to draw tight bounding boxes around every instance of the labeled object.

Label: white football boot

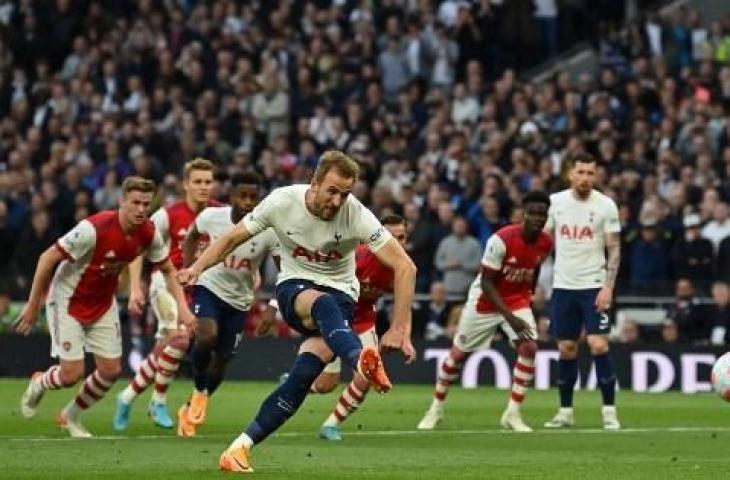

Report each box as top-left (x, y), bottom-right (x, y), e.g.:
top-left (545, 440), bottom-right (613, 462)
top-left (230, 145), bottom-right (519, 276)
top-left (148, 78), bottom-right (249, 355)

top-left (500, 408), bottom-right (533, 432)
top-left (602, 406), bottom-right (621, 430)
top-left (20, 372), bottom-right (44, 418)
top-left (417, 403), bottom-right (444, 430)
top-left (543, 408), bottom-right (575, 428)
top-left (56, 410), bottom-right (93, 438)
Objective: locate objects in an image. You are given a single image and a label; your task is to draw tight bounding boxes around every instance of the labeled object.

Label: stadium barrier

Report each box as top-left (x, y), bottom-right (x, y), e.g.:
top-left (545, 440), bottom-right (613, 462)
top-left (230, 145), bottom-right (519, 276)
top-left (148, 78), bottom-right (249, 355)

top-left (0, 335), bottom-right (725, 394)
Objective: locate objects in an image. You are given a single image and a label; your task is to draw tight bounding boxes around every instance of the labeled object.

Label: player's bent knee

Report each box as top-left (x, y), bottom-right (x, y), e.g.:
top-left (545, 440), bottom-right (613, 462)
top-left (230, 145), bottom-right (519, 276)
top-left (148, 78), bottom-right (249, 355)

top-left (98, 362), bottom-right (123, 381)
top-left (517, 340), bottom-right (538, 359)
top-left (168, 331), bottom-right (190, 351)
top-left (195, 318), bottom-right (218, 348)
top-left (299, 337), bottom-right (334, 363)
top-left (294, 290), bottom-right (327, 329)
top-left (587, 336), bottom-right (609, 355)
top-left (449, 345), bottom-right (469, 363)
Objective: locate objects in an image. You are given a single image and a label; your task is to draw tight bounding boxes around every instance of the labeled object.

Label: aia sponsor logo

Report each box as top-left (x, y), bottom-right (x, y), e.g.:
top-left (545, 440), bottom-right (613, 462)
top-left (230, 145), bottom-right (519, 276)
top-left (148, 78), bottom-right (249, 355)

top-left (223, 255), bottom-right (252, 270)
top-left (559, 224), bottom-right (593, 240)
top-left (292, 245), bottom-right (343, 262)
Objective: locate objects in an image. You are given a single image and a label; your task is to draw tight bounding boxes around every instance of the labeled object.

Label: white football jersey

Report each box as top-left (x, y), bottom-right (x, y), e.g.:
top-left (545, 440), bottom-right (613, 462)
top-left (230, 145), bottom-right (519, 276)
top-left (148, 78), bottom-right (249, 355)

top-left (196, 206), bottom-right (280, 311)
top-left (242, 184), bottom-right (392, 299)
top-left (545, 189), bottom-right (620, 289)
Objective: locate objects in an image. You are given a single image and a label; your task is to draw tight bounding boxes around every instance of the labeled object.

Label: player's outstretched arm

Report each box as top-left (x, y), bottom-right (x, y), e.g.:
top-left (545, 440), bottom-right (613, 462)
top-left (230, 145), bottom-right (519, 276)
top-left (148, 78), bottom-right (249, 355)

top-left (182, 223), bottom-right (202, 268)
top-left (595, 232), bottom-right (620, 311)
top-left (373, 237), bottom-right (417, 362)
top-left (480, 270), bottom-right (533, 341)
top-left (12, 246), bottom-right (66, 335)
top-left (127, 256), bottom-right (145, 316)
top-left (178, 223), bottom-right (253, 286)
top-left (158, 258), bottom-right (196, 331)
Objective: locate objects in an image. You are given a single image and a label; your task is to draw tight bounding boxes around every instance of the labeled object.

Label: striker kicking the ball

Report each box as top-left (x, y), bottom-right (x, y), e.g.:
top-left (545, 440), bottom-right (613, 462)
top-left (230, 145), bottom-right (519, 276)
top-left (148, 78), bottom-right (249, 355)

top-left (177, 150), bottom-right (417, 473)
top-left (271, 214), bottom-right (415, 441)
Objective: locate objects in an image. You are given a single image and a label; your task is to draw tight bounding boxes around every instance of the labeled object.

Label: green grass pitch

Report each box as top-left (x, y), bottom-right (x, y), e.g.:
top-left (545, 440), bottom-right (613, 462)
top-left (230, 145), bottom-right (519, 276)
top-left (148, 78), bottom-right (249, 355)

top-left (0, 379), bottom-right (728, 479)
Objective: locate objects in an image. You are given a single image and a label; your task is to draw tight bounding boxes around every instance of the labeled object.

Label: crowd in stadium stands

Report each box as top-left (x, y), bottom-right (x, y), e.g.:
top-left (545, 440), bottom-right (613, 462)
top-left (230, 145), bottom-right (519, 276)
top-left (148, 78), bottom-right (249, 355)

top-left (0, 0), bottom-right (729, 343)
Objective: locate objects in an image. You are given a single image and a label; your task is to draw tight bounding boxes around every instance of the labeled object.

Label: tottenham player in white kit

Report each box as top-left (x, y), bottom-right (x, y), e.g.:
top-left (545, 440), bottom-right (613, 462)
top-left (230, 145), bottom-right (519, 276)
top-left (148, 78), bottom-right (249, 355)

top-left (543, 153), bottom-right (622, 430)
top-left (177, 151), bottom-right (417, 473)
top-left (176, 171), bottom-right (280, 437)
top-left (14, 177), bottom-right (194, 437)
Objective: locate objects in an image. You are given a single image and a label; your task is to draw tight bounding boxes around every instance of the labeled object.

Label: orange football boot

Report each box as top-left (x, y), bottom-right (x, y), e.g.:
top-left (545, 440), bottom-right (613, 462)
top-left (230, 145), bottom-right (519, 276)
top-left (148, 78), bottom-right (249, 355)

top-left (357, 347), bottom-right (392, 393)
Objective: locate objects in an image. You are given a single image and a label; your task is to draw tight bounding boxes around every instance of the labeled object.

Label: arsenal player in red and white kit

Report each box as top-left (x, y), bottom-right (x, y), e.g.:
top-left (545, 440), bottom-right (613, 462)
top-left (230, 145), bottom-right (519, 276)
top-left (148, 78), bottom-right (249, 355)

top-left (14, 177), bottom-right (194, 437)
top-left (115, 158), bottom-right (220, 430)
top-left (417, 191), bottom-right (553, 433)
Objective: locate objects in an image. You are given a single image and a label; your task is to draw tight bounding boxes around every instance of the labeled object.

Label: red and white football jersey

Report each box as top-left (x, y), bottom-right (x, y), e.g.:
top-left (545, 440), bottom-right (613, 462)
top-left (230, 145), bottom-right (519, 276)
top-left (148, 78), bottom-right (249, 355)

top-left (151, 199), bottom-right (221, 269)
top-left (52, 210), bottom-right (168, 324)
top-left (471, 224), bottom-right (553, 314)
top-left (352, 244), bottom-right (394, 334)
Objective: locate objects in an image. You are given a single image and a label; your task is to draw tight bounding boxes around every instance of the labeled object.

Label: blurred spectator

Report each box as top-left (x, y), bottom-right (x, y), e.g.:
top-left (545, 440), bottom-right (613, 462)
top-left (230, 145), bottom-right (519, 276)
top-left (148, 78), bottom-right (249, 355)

top-left (701, 202), bottom-right (730, 253)
top-left (251, 74), bottom-right (290, 144)
top-left (93, 170), bottom-right (122, 210)
top-left (661, 319), bottom-right (680, 344)
top-left (0, 199), bottom-right (15, 277)
top-left (618, 319), bottom-right (641, 343)
top-left (470, 196), bottom-right (507, 246)
top-left (378, 38), bottom-right (409, 99)
top-left (534, 0), bottom-right (559, 60)
top-left (629, 215), bottom-right (671, 294)
top-left (671, 213), bottom-right (714, 292)
top-left (434, 216), bottom-right (482, 296)
top-left (9, 210), bottom-right (57, 298)
top-left (718, 235), bottom-right (730, 283)
top-left (666, 278), bottom-right (710, 343)
top-left (404, 202), bottom-right (439, 292)
top-left (420, 281), bottom-right (451, 341)
top-left (709, 282), bottom-right (730, 346)
top-left (430, 21), bottom-right (459, 90)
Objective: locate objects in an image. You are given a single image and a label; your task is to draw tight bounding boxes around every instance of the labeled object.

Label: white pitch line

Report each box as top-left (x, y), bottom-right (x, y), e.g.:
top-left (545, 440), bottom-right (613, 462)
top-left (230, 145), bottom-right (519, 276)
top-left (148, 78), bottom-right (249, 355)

top-left (3, 426), bottom-right (730, 442)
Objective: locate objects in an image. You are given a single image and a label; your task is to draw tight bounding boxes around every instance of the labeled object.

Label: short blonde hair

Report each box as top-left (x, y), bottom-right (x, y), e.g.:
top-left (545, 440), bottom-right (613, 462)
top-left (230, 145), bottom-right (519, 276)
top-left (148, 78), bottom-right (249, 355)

top-left (183, 157), bottom-right (215, 180)
top-left (313, 150), bottom-right (360, 183)
top-left (122, 176), bottom-right (156, 195)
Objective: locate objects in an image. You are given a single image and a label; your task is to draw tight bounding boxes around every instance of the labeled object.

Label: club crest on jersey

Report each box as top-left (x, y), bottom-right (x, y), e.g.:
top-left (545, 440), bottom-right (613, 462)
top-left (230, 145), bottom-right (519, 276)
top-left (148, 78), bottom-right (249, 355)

top-left (101, 250), bottom-right (123, 277)
top-left (292, 245), bottom-right (343, 263)
top-left (177, 227), bottom-right (188, 239)
top-left (560, 224), bottom-right (593, 240)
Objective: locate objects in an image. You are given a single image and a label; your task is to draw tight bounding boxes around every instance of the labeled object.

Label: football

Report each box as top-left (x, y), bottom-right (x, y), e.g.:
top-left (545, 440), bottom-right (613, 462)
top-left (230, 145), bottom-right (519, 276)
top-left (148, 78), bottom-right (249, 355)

top-left (711, 352), bottom-right (730, 401)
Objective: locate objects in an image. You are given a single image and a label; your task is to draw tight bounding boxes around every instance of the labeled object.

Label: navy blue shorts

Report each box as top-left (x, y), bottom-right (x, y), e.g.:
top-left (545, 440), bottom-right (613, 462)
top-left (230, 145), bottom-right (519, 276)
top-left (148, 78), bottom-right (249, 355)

top-left (549, 288), bottom-right (611, 339)
top-left (192, 285), bottom-right (247, 360)
top-left (275, 279), bottom-right (354, 336)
